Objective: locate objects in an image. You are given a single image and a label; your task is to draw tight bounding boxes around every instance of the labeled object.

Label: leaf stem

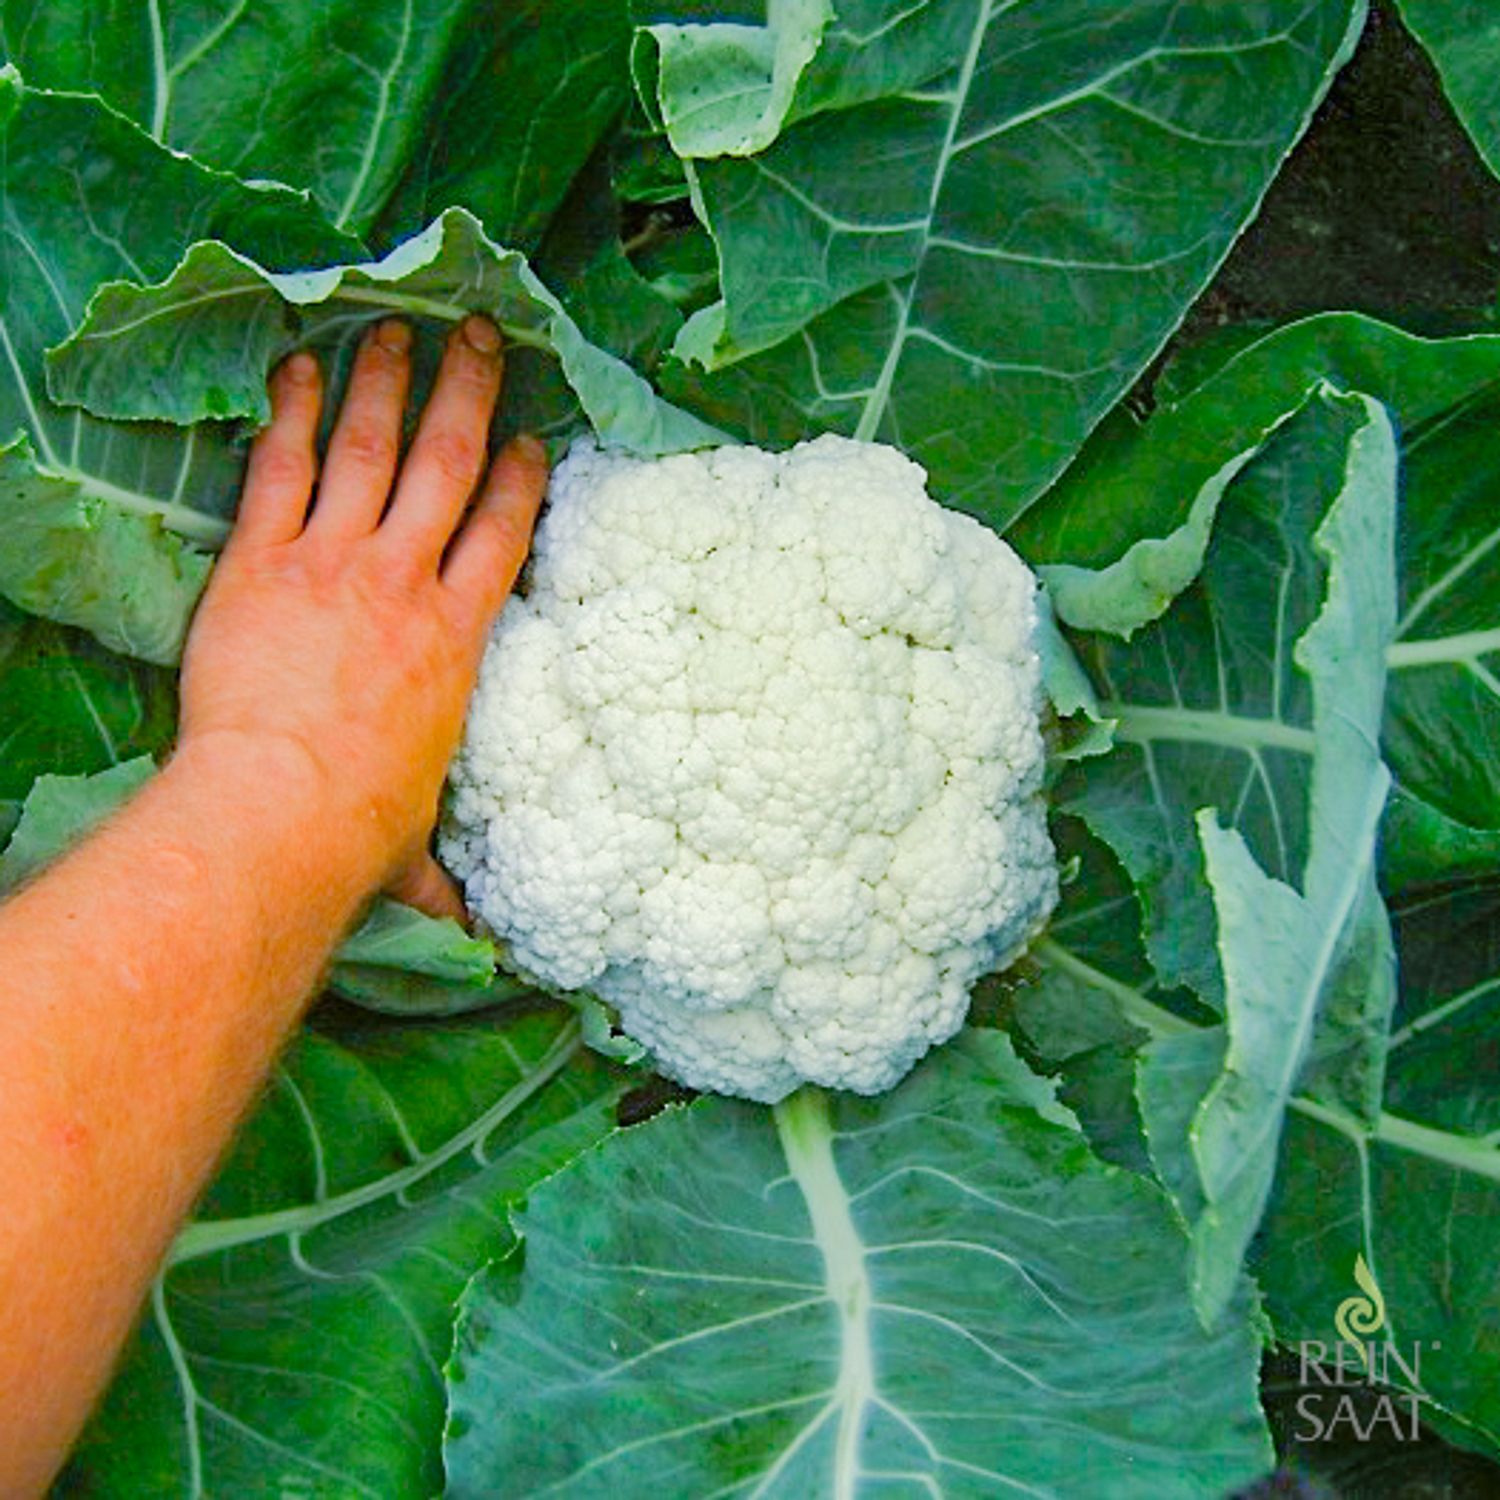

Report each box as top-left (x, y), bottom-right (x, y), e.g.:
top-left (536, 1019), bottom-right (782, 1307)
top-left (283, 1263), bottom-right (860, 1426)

top-left (773, 1087), bottom-right (872, 1500)
top-left (1032, 938), bottom-right (1196, 1038)
top-left (51, 462), bottom-right (232, 547)
top-left (1373, 1110), bottom-right (1500, 1184)
top-left (1100, 703), bottom-right (1317, 755)
top-left (1386, 626), bottom-right (1500, 669)
top-left (1387, 974), bottom-right (1500, 1050)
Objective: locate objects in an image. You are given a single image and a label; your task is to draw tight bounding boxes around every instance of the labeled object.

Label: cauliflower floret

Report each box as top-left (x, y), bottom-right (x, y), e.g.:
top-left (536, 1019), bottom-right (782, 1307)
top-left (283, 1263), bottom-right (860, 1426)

top-left (441, 434), bottom-right (1058, 1103)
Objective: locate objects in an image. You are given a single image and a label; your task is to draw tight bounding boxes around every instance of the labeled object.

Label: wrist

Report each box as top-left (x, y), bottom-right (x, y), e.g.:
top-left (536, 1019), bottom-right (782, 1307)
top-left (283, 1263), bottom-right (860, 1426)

top-left (163, 729), bottom-right (396, 900)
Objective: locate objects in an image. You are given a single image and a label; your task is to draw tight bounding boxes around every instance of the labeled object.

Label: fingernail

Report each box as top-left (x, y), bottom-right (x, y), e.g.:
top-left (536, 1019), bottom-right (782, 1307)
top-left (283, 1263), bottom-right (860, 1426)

top-left (375, 318), bottom-right (410, 354)
top-left (461, 315), bottom-right (501, 354)
top-left (283, 351), bottom-right (319, 384)
top-left (514, 433), bottom-right (546, 464)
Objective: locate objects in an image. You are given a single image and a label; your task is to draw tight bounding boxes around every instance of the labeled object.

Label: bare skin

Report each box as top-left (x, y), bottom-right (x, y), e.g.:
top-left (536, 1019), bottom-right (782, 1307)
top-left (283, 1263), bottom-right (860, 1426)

top-left (0, 313), bottom-right (546, 1496)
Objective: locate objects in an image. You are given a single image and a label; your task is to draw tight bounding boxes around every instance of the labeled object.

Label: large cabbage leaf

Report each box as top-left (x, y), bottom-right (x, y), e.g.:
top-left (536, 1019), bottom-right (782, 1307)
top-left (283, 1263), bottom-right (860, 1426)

top-left (1383, 381), bottom-right (1500, 886)
top-left (656, 0), bottom-right (1368, 526)
top-left (1028, 871), bottom-right (1500, 1456)
top-left (1256, 878), bottom-right (1500, 1454)
top-left (1024, 314), bottom-right (1500, 893)
top-left (1063, 388), bottom-right (1398, 1323)
top-left (444, 1030), bottom-right (1270, 1498)
top-left (1020, 341), bottom-right (1499, 1439)
top-left (48, 208), bottom-right (721, 454)
top-left (0, 0), bottom-right (633, 249)
top-left (1058, 390), bottom-right (1395, 1009)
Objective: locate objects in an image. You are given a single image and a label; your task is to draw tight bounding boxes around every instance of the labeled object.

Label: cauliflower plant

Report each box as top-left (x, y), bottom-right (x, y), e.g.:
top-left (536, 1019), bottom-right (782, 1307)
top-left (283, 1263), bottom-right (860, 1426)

top-left (441, 434), bottom-right (1058, 1103)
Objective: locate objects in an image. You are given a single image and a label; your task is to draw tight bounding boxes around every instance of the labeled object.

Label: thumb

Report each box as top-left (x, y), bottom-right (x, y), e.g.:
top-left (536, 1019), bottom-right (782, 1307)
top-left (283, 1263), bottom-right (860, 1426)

top-left (388, 849), bottom-right (469, 924)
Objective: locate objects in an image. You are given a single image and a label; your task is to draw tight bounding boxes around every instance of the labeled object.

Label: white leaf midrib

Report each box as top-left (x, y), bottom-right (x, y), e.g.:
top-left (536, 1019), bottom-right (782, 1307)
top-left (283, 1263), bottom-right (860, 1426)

top-left (146, 0), bottom-right (169, 140)
top-left (168, 1019), bottom-right (582, 1264)
top-left (1102, 701), bottom-right (1317, 755)
top-left (1396, 520), bottom-right (1500, 637)
top-left (853, 0), bottom-right (991, 442)
top-left (1043, 940), bottom-right (1500, 1187)
top-left (1387, 624), bottom-right (1500, 670)
top-left (333, 0), bottom-right (414, 230)
top-left (772, 1090), bottom-right (875, 1500)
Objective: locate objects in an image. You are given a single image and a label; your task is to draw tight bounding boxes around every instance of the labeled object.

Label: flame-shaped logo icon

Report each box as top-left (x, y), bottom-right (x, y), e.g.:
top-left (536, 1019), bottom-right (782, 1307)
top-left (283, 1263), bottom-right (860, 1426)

top-left (1334, 1252), bottom-right (1387, 1372)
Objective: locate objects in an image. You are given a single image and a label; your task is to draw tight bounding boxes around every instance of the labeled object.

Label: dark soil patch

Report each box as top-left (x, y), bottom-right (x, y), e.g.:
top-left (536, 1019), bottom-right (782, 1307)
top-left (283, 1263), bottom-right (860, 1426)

top-left (1190, 0), bottom-right (1500, 334)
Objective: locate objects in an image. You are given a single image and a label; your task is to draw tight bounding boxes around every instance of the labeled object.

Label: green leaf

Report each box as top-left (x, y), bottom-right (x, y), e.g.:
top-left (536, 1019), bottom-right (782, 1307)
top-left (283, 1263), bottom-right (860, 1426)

top-left (327, 901), bottom-right (525, 1019)
top-left (630, 223), bottom-right (720, 313)
top-left (635, 0), bottom-right (834, 159)
top-left (0, 755), bottom-right (154, 891)
top-left (1183, 812), bottom-right (1388, 1324)
top-left (332, 901), bottom-right (495, 981)
top-left (1017, 814), bottom-right (1200, 1180)
top-left (0, 601), bottom-right (175, 836)
top-left (373, 0), bottom-right (635, 252)
top-left (1, 0), bottom-right (641, 252)
top-left (0, 0), bottom-right (471, 238)
top-left (328, 964), bottom-right (535, 1020)
top-left (0, 434), bottom-right (213, 665)
top-left (445, 1030), bottom-right (1269, 1497)
top-left (1391, 0), bottom-right (1500, 183)
top-left (1016, 822), bottom-right (1171, 1039)
top-left (1027, 872), bottom-right (1500, 1452)
top-left (1063, 390), bottom-right (1389, 1006)
top-left (1037, 392), bottom-right (1312, 639)
top-left (1383, 382), bottom-right (1500, 887)
top-left (1025, 314), bottom-right (1500, 891)
top-left (660, 0), bottom-right (1366, 526)
top-left (1254, 880), bottom-right (1500, 1454)
top-left (1382, 787), bottom-right (1500, 894)
top-left (563, 988), bottom-right (649, 1065)
top-left (1134, 1026), bottom-right (1222, 1224)
top-left (611, 106), bottom-right (692, 205)
top-left (637, 0), bottom-right (975, 156)
top-left (1036, 589), bottom-right (1115, 763)
top-left (64, 1004), bottom-right (628, 1496)
top-left (48, 207), bottom-right (724, 457)
top-left (1015, 313), bottom-right (1500, 575)
top-left (1057, 388), bottom-right (1400, 1325)
top-left (1185, 393), bottom-right (1399, 1317)
top-left (0, 70), bottom-right (360, 660)
top-left (533, 142), bottom-right (685, 373)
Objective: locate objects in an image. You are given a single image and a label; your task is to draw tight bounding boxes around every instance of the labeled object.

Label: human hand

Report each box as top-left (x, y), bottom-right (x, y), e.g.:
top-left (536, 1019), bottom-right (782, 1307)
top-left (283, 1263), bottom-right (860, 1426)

top-left (177, 315), bottom-right (546, 920)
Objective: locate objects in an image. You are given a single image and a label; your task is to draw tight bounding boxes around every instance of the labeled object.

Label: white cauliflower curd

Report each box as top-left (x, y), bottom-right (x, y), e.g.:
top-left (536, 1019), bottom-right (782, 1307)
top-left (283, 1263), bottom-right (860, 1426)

top-left (440, 434), bottom-right (1058, 1103)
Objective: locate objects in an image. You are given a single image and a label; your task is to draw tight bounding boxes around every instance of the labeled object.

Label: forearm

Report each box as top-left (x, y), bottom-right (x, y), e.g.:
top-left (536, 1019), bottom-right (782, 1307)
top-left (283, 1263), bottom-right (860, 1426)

top-left (0, 735), bottom-right (385, 1493)
top-left (0, 311), bottom-right (543, 1495)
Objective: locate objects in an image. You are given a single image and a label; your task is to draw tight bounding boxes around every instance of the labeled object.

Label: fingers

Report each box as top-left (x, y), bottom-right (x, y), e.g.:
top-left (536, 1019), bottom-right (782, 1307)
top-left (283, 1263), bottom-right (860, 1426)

top-left (378, 316), bottom-right (503, 568)
top-left (232, 353), bottom-right (322, 550)
top-left (443, 435), bottom-right (548, 625)
top-left (388, 850), bottom-right (470, 924)
top-left (308, 320), bottom-right (412, 541)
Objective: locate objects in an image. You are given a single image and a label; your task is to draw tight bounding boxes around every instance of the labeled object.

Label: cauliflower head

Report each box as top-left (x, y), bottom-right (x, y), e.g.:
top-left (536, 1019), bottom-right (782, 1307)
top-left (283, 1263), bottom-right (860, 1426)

top-left (441, 434), bottom-right (1058, 1103)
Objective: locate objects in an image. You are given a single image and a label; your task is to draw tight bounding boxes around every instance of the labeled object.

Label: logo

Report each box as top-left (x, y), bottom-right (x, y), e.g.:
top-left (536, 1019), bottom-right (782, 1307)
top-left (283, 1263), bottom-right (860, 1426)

top-left (1333, 1253), bottom-right (1387, 1373)
top-left (1292, 1253), bottom-right (1437, 1444)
